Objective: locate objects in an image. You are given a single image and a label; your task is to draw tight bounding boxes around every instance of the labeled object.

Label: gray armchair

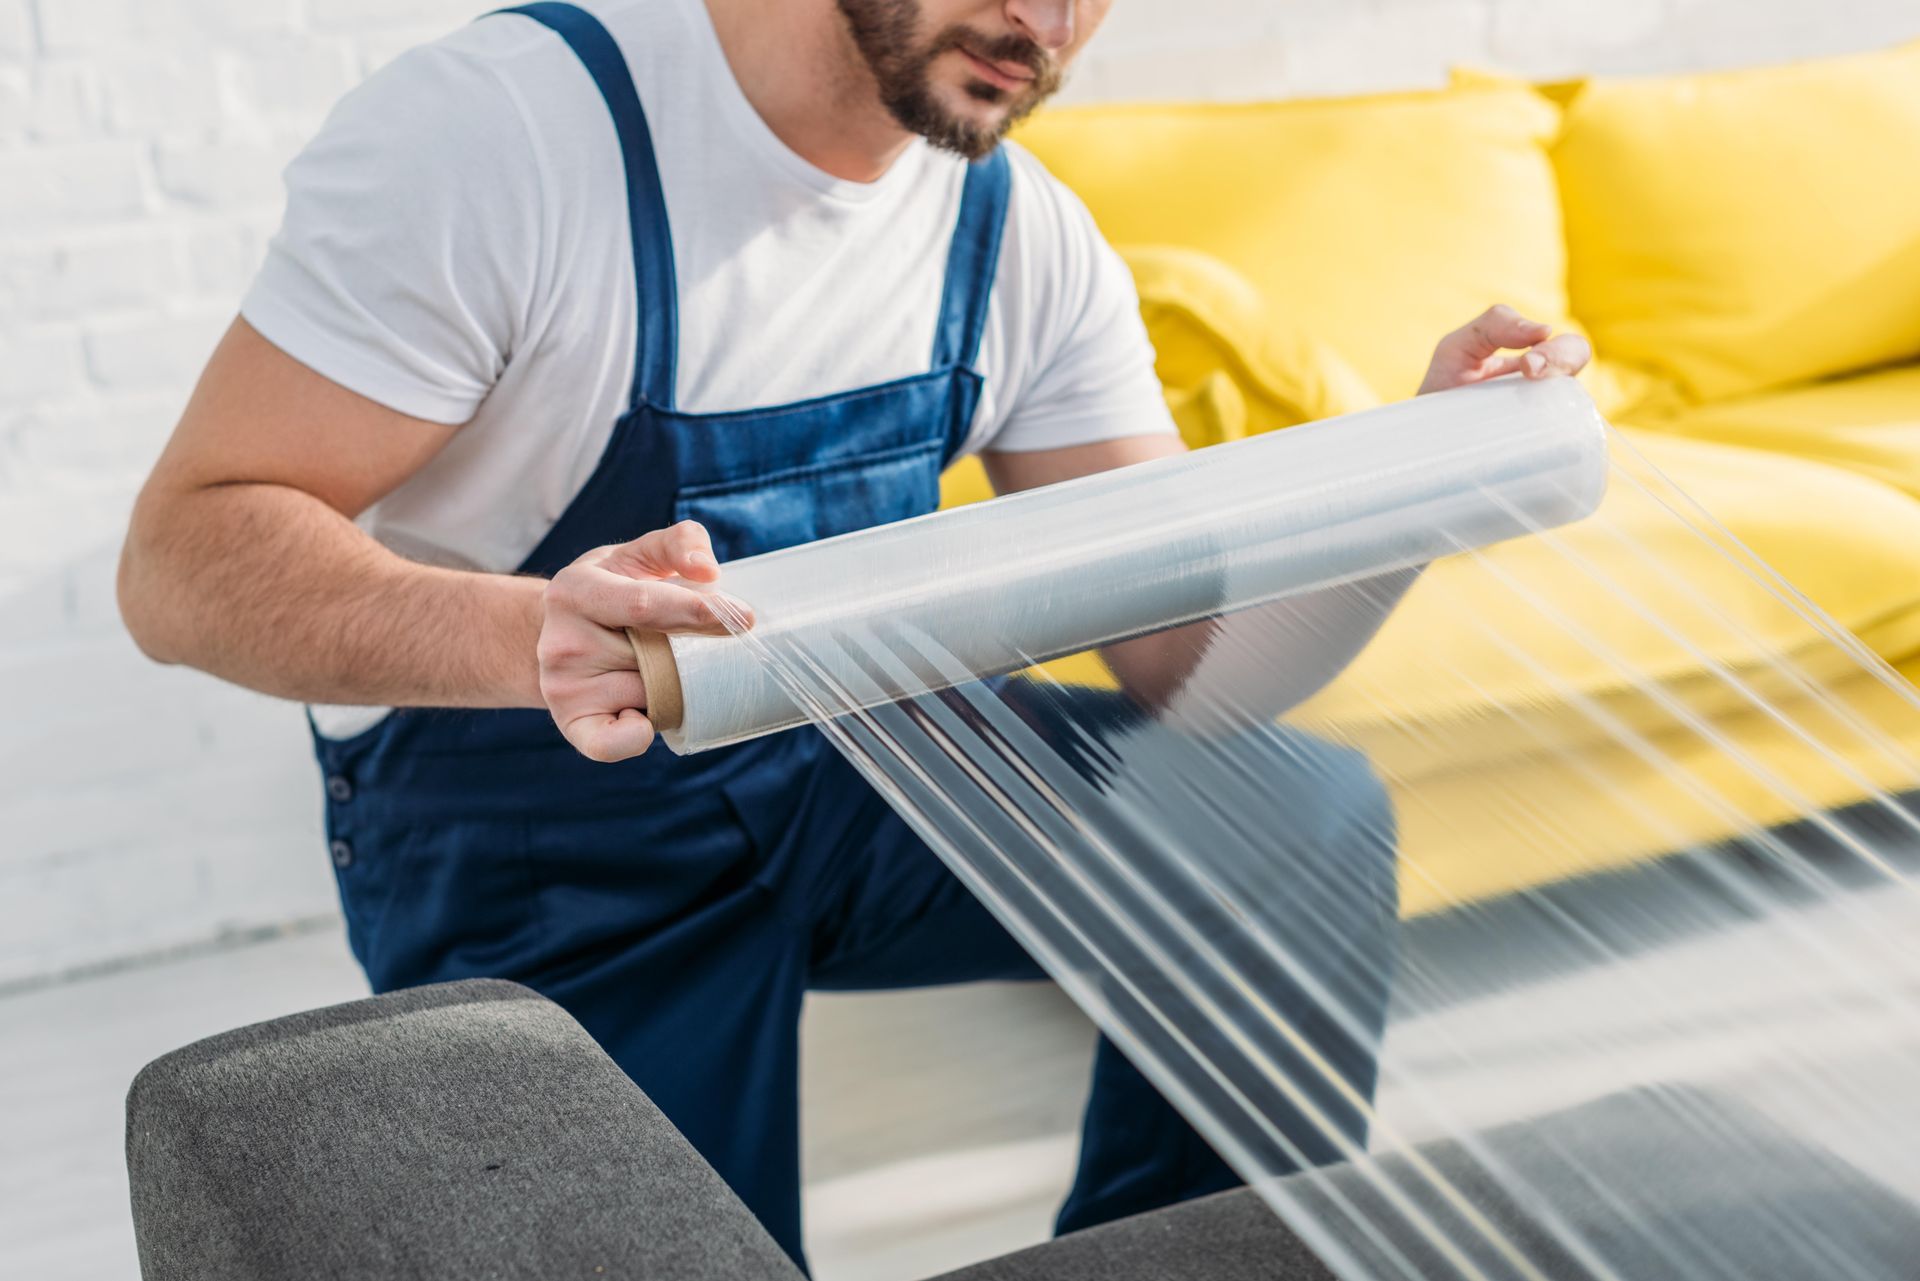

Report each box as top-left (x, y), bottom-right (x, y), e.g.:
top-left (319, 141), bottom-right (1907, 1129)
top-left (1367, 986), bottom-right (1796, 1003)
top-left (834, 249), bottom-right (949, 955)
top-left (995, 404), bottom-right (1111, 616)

top-left (127, 980), bottom-right (1920, 1280)
top-left (126, 980), bottom-right (796, 1280)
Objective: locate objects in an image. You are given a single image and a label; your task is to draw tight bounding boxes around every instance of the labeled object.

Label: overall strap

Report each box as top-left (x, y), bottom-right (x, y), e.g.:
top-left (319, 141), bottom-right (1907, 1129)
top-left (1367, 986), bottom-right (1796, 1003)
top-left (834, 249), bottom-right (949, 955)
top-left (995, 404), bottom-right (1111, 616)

top-left (929, 146), bottom-right (1014, 372)
top-left (495, 3), bottom-right (679, 411)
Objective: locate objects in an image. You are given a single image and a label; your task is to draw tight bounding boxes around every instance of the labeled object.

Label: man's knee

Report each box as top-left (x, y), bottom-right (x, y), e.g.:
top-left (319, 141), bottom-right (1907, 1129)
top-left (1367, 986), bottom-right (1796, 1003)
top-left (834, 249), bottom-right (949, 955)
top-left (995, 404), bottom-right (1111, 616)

top-left (1247, 726), bottom-right (1399, 907)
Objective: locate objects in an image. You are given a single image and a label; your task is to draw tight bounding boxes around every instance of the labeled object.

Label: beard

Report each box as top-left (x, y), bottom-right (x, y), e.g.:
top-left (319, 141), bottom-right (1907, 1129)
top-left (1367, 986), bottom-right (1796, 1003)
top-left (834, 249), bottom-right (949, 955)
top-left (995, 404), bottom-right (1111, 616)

top-left (834, 0), bottom-right (1064, 160)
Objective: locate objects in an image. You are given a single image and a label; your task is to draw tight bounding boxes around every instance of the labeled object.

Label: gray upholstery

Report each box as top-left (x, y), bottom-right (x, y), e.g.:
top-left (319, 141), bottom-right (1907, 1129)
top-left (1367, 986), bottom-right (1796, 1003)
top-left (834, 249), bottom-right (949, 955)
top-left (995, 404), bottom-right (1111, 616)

top-left (939, 1086), bottom-right (1920, 1280)
top-left (935, 1183), bottom-right (1336, 1281)
top-left (126, 979), bottom-right (801, 1281)
top-left (129, 982), bottom-right (1920, 1281)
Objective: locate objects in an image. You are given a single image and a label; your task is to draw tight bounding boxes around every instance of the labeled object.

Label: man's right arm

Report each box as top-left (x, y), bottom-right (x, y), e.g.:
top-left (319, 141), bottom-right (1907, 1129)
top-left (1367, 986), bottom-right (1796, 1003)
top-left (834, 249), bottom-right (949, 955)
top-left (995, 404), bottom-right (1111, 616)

top-left (120, 317), bottom-right (544, 707)
top-left (119, 319), bottom-right (736, 762)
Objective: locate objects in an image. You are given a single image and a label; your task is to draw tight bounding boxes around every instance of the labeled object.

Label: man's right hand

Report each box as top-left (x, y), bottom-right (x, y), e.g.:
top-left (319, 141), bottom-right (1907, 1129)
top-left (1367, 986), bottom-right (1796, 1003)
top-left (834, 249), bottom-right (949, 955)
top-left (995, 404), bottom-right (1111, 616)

top-left (539, 520), bottom-right (751, 763)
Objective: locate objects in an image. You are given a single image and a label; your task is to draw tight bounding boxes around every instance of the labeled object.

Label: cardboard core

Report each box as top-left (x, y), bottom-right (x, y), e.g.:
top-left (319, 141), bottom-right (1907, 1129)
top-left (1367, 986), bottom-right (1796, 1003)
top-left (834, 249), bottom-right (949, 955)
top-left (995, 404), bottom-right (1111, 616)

top-left (627, 629), bottom-right (685, 732)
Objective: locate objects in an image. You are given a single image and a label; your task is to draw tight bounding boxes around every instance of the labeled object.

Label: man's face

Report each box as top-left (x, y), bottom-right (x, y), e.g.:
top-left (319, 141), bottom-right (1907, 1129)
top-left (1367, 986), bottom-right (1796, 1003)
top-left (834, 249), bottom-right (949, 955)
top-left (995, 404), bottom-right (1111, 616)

top-left (835, 0), bottom-right (1109, 160)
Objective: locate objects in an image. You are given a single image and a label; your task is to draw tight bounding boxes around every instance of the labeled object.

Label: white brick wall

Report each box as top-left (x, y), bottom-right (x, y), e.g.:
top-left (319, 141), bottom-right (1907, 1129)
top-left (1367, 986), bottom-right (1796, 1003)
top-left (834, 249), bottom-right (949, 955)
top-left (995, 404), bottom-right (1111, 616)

top-left (4, 0), bottom-right (1919, 989)
top-left (1064, 0), bottom-right (1920, 104)
top-left (0, 0), bottom-right (477, 989)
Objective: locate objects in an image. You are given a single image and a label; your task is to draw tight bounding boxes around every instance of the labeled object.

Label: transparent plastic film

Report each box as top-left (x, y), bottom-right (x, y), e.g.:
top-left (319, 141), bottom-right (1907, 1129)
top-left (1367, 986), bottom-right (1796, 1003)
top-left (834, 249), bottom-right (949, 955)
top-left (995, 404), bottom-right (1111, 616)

top-left (653, 377), bottom-right (1606, 754)
top-left (691, 377), bottom-right (1920, 1278)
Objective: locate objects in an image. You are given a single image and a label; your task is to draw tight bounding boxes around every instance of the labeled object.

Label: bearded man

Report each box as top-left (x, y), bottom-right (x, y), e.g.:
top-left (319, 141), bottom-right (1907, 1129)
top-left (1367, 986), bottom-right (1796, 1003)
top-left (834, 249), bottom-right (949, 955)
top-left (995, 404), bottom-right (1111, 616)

top-left (118, 0), bottom-right (1591, 1265)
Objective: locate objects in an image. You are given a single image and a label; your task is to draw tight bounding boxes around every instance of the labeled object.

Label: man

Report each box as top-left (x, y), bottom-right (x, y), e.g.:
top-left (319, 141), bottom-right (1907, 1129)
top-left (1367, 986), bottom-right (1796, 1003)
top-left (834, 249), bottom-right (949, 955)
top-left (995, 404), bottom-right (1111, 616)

top-left (119, 0), bottom-right (1589, 1264)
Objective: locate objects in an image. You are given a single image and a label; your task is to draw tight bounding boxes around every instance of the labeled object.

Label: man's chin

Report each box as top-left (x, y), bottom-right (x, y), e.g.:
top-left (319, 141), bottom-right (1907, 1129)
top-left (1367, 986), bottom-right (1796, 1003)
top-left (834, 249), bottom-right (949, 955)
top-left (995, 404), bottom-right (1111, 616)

top-left (927, 76), bottom-right (1009, 121)
top-left (882, 69), bottom-right (1049, 160)
top-left (928, 88), bottom-right (1028, 146)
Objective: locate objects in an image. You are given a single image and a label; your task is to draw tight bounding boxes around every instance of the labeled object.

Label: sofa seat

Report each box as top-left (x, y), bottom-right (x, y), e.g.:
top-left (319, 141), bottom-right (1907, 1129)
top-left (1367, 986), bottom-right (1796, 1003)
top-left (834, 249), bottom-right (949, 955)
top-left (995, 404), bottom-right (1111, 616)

top-left (1291, 424), bottom-right (1920, 909)
top-left (1631, 362), bottom-right (1920, 499)
top-left (1341, 365), bottom-right (1920, 910)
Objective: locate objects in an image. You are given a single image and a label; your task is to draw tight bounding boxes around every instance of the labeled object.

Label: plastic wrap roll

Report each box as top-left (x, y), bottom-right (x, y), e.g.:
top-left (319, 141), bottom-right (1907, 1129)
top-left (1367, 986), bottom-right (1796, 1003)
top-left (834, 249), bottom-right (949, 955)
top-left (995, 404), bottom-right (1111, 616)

top-left (648, 377), bottom-right (1609, 754)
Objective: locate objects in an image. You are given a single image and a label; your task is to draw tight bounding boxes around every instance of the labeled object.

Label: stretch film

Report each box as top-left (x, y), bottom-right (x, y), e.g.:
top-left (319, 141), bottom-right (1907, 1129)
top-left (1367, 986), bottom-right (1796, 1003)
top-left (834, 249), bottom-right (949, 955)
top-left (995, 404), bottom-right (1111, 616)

top-left (700, 375), bottom-right (1920, 1278)
top-left (652, 377), bottom-right (1606, 753)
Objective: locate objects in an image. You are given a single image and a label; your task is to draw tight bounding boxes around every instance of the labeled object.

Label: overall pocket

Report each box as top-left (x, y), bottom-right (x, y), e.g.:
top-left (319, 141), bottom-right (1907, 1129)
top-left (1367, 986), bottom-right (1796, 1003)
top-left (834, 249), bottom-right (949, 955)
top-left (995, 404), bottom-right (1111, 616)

top-left (674, 440), bottom-right (944, 561)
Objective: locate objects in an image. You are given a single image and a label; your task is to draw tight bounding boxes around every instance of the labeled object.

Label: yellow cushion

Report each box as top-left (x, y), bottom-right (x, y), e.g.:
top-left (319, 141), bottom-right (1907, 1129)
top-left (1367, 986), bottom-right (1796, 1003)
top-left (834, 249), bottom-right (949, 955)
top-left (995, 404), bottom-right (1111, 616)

top-left (1121, 245), bottom-right (1381, 446)
top-left (1629, 362), bottom-right (1920, 499)
top-left (1013, 82), bottom-right (1576, 408)
top-left (939, 456), bottom-right (995, 508)
top-left (940, 247), bottom-right (1381, 505)
top-left (1555, 41), bottom-right (1920, 403)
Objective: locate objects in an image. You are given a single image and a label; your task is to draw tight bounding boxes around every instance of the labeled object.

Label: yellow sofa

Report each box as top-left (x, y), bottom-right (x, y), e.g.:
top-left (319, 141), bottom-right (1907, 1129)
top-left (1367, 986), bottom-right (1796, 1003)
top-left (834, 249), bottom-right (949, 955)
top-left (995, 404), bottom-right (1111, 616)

top-left (940, 40), bottom-right (1920, 916)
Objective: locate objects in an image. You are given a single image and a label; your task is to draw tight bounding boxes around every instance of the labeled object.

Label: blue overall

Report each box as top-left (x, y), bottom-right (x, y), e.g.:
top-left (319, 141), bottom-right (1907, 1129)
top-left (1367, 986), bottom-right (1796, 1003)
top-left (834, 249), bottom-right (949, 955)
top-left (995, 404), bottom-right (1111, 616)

top-left (313, 3), bottom-right (1399, 1267)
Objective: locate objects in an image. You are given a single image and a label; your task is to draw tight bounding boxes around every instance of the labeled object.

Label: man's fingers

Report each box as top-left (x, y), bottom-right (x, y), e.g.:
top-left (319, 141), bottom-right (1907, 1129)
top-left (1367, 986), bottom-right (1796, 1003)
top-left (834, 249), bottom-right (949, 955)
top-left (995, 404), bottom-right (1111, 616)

top-left (547, 565), bottom-right (732, 634)
top-left (1520, 331), bottom-right (1593, 378)
top-left (661, 520), bottom-right (721, 581)
top-left (540, 521), bottom-right (751, 765)
top-left (1421, 316), bottom-right (1593, 395)
top-left (570, 570), bottom-right (744, 634)
top-left (1470, 331), bottom-right (1593, 382)
top-left (602, 520), bottom-right (720, 582)
top-left (564, 707), bottom-right (657, 763)
top-left (1473, 354), bottom-right (1530, 382)
top-left (541, 666), bottom-right (647, 719)
top-left (1458, 304), bottom-right (1552, 360)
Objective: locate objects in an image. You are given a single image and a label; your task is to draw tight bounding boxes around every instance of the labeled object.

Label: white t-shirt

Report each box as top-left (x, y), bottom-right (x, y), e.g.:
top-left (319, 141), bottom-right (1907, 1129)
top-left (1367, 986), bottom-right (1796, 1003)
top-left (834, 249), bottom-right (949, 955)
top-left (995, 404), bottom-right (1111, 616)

top-left (242, 0), bottom-right (1175, 737)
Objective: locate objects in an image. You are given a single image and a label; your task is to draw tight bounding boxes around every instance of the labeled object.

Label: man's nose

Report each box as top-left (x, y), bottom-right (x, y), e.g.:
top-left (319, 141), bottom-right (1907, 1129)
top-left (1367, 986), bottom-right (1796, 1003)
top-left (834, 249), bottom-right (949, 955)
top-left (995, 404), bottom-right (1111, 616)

top-left (1006, 0), bottom-right (1076, 52)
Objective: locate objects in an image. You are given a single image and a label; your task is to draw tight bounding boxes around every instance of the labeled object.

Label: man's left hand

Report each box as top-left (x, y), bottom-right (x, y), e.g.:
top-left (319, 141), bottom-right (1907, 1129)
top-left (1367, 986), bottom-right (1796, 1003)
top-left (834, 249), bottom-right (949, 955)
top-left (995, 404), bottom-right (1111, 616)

top-left (1417, 304), bottom-right (1592, 396)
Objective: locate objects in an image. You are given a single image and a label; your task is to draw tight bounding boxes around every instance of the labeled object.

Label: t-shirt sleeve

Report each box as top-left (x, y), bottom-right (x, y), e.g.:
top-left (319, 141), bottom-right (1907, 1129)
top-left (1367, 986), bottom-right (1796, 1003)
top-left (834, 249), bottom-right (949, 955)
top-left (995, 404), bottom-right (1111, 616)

top-left (982, 151), bottom-right (1178, 454)
top-left (240, 44), bottom-right (544, 426)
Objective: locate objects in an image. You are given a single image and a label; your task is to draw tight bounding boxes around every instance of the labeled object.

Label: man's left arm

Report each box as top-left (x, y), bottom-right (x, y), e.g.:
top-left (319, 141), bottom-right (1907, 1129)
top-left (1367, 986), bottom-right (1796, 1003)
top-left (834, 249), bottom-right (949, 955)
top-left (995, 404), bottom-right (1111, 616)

top-left (982, 304), bottom-right (1592, 710)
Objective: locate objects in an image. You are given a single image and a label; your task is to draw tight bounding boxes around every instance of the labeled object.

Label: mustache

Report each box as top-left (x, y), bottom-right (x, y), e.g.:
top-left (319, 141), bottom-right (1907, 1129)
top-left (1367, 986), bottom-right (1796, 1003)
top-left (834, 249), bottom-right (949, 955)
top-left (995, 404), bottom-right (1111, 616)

top-left (932, 27), bottom-right (1061, 90)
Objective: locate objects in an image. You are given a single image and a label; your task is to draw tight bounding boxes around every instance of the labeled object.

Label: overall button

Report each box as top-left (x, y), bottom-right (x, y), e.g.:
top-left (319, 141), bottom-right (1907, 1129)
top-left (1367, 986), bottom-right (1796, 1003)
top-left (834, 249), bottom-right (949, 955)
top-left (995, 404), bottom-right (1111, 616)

top-left (325, 774), bottom-right (354, 803)
top-left (329, 839), bottom-right (355, 869)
